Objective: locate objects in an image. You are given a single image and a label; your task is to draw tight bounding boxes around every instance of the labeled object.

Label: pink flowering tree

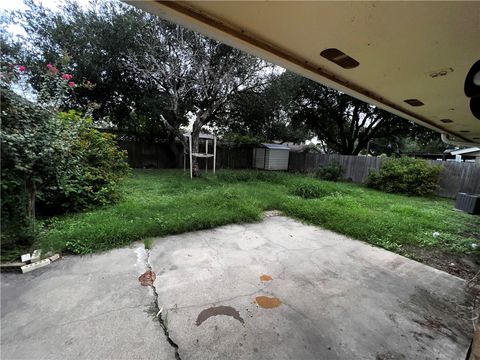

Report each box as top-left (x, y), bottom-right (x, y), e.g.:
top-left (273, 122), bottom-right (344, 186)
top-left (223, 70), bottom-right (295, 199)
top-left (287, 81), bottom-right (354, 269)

top-left (1, 63), bottom-right (99, 247)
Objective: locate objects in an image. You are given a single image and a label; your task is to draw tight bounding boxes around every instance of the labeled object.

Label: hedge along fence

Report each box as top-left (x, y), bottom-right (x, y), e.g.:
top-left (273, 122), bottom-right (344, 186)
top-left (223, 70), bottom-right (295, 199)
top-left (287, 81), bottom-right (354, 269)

top-left (288, 152), bottom-right (480, 199)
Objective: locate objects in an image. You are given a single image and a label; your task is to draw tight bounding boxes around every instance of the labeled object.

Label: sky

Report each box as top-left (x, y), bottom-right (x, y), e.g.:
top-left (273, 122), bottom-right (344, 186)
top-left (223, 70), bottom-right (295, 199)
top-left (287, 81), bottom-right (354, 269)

top-left (1, 0), bottom-right (90, 37)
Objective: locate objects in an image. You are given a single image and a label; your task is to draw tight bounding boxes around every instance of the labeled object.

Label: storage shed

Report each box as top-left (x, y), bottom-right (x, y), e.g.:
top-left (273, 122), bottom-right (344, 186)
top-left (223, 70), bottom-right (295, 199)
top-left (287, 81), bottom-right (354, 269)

top-left (254, 143), bottom-right (290, 170)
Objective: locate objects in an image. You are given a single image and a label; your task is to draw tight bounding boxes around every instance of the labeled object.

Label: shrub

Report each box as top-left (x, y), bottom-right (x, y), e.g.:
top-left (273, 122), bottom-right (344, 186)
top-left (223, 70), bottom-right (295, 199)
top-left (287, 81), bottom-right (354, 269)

top-left (1, 89), bottom-right (129, 251)
top-left (290, 180), bottom-right (330, 199)
top-left (315, 162), bottom-right (344, 182)
top-left (1, 87), bottom-right (77, 247)
top-left (39, 111), bottom-right (130, 213)
top-left (367, 157), bottom-right (443, 196)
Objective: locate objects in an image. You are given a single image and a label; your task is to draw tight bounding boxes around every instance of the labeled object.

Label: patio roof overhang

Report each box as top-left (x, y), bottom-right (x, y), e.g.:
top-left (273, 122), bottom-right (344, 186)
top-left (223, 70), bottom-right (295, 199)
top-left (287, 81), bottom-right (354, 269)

top-left (127, 1), bottom-right (480, 145)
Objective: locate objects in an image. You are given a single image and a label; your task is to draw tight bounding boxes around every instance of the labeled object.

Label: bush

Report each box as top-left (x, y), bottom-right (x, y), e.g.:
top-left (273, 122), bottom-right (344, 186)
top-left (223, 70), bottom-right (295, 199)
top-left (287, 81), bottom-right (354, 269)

top-left (367, 157), bottom-right (443, 196)
top-left (314, 162), bottom-right (344, 182)
top-left (1, 87), bottom-right (77, 247)
top-left (290, 180), bottom-right (330, 199)
top-left (1, 89), bottom-right (130, 251)
top-left (39, 111), bottom-right (130, 213)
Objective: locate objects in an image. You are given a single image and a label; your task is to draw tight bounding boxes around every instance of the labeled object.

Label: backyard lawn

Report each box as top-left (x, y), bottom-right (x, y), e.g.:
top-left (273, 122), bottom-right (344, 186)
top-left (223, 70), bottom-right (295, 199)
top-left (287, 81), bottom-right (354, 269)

top-left (39, 169), bottom-right (479, 278)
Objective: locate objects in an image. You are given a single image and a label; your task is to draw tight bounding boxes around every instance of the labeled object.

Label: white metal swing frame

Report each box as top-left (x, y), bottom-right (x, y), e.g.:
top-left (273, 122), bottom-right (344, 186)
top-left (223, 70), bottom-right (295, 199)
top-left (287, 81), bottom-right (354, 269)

top-left (183, 133), bottom-right (217, 179)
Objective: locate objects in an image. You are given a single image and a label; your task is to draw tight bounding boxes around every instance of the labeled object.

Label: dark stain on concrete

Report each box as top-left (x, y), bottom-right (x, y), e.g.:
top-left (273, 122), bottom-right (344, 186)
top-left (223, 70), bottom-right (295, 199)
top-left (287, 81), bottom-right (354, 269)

top-left (195, 305), bottom-right (244, 326)
top-left (403, 287), bottom-right (473, 342)
top-left (138, 270), bottom-right (156, 286)
top-left (255, 296), bottom-right (282, 309)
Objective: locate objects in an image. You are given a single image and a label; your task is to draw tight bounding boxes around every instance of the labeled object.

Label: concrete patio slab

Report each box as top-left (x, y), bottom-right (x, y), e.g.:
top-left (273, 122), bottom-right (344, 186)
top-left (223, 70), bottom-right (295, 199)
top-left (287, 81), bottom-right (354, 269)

top-left (1, 246), bottom-right (175, 360)
top-left (1, 215), bottom-right (473, 360)
top-left (149, 216), bottom-right (473, 360)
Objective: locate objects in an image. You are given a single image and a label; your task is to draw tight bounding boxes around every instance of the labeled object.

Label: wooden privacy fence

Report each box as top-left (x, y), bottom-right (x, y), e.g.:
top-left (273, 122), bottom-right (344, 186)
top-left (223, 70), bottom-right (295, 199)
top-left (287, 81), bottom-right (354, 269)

top-left (288, 152), bottom-right (480, 198)
top-left (117, 140), bottom-right (254, 170)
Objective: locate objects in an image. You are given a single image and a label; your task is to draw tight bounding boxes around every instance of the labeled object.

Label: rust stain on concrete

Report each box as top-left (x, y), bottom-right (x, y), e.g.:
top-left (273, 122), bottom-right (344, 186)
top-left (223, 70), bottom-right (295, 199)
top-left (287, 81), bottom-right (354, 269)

top-left (138, 270), bottom-right (156, 286)
top-left (255, 296), bottom-right (282, 309)
top-left (195, 305), bottom-right (244, 326)
top-left (260, 274), bottom-right (273, 282)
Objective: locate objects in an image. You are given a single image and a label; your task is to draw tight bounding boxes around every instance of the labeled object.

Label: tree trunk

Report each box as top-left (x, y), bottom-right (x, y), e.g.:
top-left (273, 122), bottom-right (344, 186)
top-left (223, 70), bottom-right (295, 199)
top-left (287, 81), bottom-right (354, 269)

top-left (167, 134), bottom-right (180, 168)
top-left (191, 123), bottom-right (201, 177)
top-left (26, 179), bottom-right (36, 235)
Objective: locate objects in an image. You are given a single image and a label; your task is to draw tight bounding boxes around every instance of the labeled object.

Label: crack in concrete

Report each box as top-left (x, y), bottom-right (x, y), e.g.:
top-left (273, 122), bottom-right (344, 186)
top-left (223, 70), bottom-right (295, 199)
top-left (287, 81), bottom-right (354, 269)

top-left (144, 249), bottom-right (182, 360)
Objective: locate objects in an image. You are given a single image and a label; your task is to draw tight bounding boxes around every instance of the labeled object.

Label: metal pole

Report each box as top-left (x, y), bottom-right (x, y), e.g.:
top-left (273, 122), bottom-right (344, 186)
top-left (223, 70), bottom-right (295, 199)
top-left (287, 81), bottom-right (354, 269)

top-left (189, 134), bottom-right (193, 179)
top-left (205, 140), bottom-right (208, 174)
top-left (213, 136), bottom-right (216, 174)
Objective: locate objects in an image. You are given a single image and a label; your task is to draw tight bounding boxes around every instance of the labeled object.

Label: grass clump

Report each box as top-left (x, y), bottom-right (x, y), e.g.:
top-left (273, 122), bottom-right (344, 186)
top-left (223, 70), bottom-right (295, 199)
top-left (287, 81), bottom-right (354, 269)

top-left (216, 170), bottom-right (286, 184)
top-left (290, 179), bottom-right (330, 199)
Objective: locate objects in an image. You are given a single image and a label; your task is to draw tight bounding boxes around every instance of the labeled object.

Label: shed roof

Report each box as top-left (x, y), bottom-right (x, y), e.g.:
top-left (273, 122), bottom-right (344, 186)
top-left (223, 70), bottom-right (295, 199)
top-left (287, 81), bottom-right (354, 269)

top-left (260, 143), bottom-right (290, 150)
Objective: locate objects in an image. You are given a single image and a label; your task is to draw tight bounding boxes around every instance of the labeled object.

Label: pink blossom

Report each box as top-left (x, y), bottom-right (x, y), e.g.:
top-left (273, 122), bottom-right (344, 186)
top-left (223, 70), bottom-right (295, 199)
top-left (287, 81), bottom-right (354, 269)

top-left (62, 73), bottom-right (73, 81)
top-left (47, 63), bottom-right (53, 69)
top-left (18, 65), bottom-right (26, 72)
top-left (68, 81), bottom-right (75, 88)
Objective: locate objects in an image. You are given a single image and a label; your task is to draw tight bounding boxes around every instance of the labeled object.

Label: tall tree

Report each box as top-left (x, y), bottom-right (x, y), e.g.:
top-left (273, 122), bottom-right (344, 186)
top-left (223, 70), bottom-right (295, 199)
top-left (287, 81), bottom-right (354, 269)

top-left (129, 26), bottom-right (267, 176)
top-left (284, 72), bottom-right (414, 155)
top-left (216, 71), bottom-right (312, 144)
top-left (11, 0), bottom-right (175, 139)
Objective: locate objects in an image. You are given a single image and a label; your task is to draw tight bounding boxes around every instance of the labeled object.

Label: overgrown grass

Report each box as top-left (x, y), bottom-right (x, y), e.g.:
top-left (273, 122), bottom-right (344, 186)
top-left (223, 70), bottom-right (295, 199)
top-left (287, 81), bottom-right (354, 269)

top-left (36, 169), bottom-right (479, 257)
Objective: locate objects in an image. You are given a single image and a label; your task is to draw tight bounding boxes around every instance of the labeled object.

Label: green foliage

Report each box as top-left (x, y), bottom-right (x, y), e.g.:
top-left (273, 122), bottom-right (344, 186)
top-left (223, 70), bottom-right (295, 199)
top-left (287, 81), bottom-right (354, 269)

top-left (38, 170), bottom-right (478, 258)
top-left (367, 157), bottom-right (443, 196)
top-left (1, 89), bottom-right (129, 253)
top-left (39, 111), bottom-right (130, 213)
top-left (314, 162), bottom-right (344, 182)
top-left (290, 180), bottom-right (329, 199)
top-left (1, 87), bottom-right (77, 247)
top-left (222, 133), bottom-right (262, 146)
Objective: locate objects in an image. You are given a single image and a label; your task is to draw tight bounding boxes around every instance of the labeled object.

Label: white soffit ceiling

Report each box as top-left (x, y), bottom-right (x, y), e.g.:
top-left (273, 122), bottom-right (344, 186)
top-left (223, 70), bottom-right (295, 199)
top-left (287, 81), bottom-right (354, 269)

top-left (129, 1), bottom-right (480, 144)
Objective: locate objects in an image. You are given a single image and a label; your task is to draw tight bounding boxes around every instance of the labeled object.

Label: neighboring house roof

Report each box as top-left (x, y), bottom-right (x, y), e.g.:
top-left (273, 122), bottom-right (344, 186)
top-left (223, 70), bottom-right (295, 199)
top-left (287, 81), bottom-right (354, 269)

top-left (450, 147), bottom-right (480, 155)
top-left (260, 143), bottom-right (290, 150)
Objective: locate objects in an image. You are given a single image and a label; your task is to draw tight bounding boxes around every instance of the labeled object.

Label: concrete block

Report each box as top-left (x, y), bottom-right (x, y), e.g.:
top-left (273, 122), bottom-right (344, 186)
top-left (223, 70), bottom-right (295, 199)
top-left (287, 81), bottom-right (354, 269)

top-left (48, 254), bottom-right (60, 262)
top-left (21, 259), bottom-right (51, 273)
top-left (21, 254), bottom-right (31, 263)
top-left (31, 249), bottom-right (42, 263)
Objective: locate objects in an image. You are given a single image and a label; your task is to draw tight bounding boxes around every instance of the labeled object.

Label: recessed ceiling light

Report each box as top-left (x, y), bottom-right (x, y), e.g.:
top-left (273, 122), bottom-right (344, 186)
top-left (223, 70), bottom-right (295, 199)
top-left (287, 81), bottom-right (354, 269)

top-left (460, 130), bottom-right (470, 133)
top-left (440, 119), bottom-right (453, 123)
top-left (404, 99), bottom-right (424, 107)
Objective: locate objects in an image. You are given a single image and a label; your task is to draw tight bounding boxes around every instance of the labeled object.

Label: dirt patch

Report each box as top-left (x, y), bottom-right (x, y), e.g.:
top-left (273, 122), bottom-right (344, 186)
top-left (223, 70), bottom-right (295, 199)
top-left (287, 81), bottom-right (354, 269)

top-left (260, 274), bottom-right (273, 282)
top-left (402, 246), bottom-right (480, 281)
top-left (255, 296), bottom-right (282, 309)
top-left (138, 270), bottom-right (156, 286)
top-left (195, 305), bottom-right (244, 326)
